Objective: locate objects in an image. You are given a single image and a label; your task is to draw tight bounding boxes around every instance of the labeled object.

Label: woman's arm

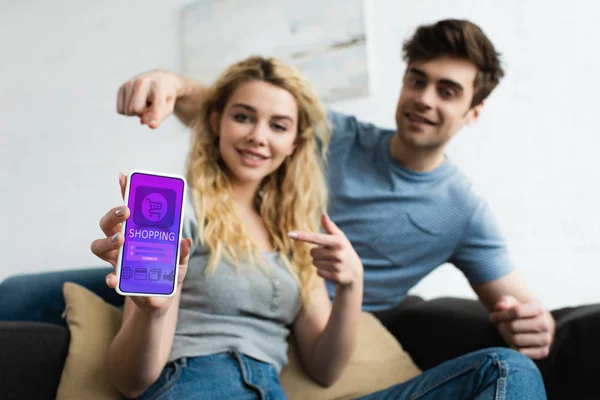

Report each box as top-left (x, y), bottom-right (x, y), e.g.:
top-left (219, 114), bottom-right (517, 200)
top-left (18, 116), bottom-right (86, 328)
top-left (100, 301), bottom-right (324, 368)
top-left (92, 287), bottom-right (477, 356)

top-left (289, 215), bottom-right (364, 387)
top-left (90, 175), bottom-right (193, 398)
top-left (107, 293), bottom-right (182, 398)
top-left (292, 278), bottom-right (363, 387)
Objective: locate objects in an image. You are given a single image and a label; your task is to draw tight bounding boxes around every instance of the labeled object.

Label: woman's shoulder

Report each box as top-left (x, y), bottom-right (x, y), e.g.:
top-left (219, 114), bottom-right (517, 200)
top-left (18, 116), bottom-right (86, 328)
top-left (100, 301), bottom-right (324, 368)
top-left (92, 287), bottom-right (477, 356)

top-left (182, 186), bottom-right (202, 251)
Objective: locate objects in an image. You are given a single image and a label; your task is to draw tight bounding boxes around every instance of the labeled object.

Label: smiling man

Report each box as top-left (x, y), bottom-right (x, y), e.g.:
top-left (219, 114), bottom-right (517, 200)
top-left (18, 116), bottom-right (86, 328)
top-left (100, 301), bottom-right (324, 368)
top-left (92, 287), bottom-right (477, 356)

top-left (321, 20), bottom-right (555, 360)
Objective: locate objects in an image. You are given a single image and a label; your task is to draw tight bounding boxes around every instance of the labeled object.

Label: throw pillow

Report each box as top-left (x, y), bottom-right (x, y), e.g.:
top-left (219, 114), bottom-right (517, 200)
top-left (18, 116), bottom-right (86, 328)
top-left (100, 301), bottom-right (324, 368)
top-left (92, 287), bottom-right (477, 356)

top-left (56, 282), bottom-right (421, 400)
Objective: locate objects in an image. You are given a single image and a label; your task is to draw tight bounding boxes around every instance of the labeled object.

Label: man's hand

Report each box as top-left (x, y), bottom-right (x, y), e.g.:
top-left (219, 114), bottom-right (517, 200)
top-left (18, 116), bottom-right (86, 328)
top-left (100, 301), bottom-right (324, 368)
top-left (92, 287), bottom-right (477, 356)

top-left (288, 215), bottom-right (363, 287)
top-left (489, 295), bottom-right (555, 359)
top-left (117, 70), bottom-right (182, 129)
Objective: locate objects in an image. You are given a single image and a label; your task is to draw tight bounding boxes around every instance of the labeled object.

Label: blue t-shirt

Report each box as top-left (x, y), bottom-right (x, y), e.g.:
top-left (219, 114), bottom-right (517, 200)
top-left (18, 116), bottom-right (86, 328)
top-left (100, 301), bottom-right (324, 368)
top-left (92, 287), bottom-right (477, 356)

top-left (325, 110), bottom-right (514, 311)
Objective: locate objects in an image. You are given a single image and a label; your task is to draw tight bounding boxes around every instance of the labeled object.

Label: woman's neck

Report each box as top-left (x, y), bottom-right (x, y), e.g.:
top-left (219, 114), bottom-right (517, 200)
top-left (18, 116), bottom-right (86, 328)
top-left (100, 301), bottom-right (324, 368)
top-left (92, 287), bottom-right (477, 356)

top-left (230, 181), bottom-right (261, 212)
top-left (230, 180), bottom-right (275, 252)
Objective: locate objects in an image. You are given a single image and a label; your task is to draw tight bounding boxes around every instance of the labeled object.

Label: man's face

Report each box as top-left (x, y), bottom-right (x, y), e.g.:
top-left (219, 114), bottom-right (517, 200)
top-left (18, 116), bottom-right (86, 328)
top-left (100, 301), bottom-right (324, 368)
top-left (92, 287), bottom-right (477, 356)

top-left (395, 57), bottom-right (482, 151)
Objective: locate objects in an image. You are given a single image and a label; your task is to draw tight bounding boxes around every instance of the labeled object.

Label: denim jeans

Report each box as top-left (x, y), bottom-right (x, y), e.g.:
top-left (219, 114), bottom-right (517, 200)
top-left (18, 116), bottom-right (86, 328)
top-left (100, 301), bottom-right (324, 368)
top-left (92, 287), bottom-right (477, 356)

top-left (140, 352), bottom-right (287, 400)
top-left (0, 268), bottom-right (120, 326)
top-left (0, 269), bottom-right (547, 399)
top-left (357, 347), bottom-right (546, 399)
top-left (138, 348), bottom-right (545, 400)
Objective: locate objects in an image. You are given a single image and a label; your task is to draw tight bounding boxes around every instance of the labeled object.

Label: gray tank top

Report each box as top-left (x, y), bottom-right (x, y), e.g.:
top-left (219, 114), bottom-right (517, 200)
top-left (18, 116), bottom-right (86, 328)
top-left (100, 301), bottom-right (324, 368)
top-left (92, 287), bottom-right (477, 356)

top-left (168, 192), bottom-right (302, 373)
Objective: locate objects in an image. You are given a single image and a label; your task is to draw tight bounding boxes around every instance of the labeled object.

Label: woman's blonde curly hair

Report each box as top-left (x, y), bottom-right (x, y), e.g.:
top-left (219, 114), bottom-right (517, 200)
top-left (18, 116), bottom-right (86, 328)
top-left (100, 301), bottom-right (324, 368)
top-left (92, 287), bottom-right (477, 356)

top-left (186, 56), bottom-right (330, 306)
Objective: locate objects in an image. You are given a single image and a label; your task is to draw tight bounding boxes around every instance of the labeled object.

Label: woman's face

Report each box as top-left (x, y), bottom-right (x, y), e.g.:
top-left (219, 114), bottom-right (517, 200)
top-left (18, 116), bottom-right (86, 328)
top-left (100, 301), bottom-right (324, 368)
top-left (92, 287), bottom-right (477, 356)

top-left (213, 80), bottom-right (299, 186)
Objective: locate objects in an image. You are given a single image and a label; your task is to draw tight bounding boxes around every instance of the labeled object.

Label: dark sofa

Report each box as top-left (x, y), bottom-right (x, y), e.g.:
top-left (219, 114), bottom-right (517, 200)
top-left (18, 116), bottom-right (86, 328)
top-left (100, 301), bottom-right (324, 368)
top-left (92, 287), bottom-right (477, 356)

top-left (1, 270), bottom-right (599, 400)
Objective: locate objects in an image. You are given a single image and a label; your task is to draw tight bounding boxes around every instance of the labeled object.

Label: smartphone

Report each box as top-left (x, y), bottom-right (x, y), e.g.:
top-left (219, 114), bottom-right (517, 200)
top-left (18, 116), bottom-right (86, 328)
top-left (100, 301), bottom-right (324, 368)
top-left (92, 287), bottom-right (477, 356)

top-left (115, 170), bottom-right (187, 297)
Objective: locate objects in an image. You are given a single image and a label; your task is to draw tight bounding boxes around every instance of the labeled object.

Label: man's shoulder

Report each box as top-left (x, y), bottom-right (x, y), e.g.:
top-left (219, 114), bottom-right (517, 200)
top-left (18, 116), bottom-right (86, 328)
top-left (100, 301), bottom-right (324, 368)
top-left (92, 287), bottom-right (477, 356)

top-left (441, 161), bottom-right (485, 213)
top-left (327, 109), bottom-right (394, 151)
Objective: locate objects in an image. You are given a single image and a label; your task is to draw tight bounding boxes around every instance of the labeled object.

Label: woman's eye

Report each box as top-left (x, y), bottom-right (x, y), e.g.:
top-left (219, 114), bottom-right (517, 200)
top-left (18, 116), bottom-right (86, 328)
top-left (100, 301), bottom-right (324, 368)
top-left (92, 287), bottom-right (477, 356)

top-left (234, 113), bottom-right (250, 122)
top-left (272, 123), bottom-right (287, 132)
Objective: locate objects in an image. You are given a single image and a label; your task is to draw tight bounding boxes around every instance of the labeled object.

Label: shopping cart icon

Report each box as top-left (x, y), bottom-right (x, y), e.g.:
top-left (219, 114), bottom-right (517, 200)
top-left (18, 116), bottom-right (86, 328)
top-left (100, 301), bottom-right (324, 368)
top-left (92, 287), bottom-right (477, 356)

top-left (133, 186), bottom-right (176, 228)
top-left (146, 197), bottom-right (163, 220)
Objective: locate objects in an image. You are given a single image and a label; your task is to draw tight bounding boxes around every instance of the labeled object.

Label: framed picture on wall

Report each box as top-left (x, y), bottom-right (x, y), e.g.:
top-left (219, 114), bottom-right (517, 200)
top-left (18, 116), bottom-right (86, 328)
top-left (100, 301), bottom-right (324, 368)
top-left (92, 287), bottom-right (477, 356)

top-left (181, 0), bottom-right (369, 103)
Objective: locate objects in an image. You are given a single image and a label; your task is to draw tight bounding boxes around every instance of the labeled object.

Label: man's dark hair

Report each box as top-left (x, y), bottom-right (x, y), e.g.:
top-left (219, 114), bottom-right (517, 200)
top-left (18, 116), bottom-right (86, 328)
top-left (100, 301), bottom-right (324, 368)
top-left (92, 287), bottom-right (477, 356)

top-left (402, 19), bottom-right (505, 108)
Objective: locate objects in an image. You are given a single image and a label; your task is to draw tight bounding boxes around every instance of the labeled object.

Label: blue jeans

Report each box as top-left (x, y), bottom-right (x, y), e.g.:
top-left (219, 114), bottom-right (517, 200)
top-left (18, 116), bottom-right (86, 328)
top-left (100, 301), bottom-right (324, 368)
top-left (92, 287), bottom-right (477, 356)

top-left (140, 353), bottom-right (287, 400)
top-left (0, 268), bottom-right (121, 325)
top-left (0, 270), bottom-right (547, 399)
top-left (357, 347), bottom-right (545, 399)
top-left (140, 348), bottom-right (545, 400)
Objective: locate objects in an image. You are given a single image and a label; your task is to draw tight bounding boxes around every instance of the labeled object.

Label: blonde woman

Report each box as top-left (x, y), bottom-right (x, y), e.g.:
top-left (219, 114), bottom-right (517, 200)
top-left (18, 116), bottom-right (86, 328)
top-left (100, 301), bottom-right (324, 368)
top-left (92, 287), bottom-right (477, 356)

top-left (91, 56), bottom-right (364, 399)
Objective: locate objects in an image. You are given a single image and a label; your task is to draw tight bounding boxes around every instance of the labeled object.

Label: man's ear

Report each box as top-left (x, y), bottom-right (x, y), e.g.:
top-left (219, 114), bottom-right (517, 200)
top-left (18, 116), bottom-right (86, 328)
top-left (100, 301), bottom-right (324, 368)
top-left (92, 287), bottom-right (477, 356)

top-left (466, 100), bottom-right (485, 127)
top-left (210, 111), bottom-right (221, 136)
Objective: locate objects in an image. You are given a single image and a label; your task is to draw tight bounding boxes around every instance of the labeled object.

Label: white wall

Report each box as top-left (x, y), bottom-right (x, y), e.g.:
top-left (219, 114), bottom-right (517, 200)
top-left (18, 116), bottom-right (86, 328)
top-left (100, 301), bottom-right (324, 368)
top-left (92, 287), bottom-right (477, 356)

top-left (2, 0), bottom-right (599, 310)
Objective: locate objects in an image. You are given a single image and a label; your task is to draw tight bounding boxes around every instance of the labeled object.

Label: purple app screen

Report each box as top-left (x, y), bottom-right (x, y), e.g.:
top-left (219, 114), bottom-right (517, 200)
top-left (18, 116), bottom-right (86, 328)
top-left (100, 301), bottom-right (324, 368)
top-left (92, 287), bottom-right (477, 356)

top-left (119, 172), bottom-right (185, 295)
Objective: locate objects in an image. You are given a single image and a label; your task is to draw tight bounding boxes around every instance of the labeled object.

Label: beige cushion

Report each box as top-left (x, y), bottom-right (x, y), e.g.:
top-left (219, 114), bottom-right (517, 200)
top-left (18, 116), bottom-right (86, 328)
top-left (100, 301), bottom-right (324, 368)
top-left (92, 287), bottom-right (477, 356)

top-left (56, 282), bottom-right (421, 400)
top-left (280, 312), bottom-right (421, 400)
top-left (56, 282), bottom-right (123, 400)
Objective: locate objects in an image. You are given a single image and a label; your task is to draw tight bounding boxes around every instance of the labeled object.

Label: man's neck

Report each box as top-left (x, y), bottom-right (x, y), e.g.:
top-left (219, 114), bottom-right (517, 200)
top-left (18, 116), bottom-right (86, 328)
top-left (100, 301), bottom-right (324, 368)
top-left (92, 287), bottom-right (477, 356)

top-left (389, 133), bottom-right (446, 172)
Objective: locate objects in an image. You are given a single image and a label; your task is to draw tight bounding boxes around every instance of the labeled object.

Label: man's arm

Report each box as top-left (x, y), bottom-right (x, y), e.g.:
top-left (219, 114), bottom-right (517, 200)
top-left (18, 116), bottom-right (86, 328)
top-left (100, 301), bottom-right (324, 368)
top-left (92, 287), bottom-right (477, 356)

top-left (472, 270), bottom-right (555, 359)
top-left (451, 199), bottom-right (554, 359)
top-left (472, 270), bottom-right (537, 310)
top-left (116, 70), bottom-right (207, 129)
top-left (116, 71), bottom-right (367, 151)
top-left (172, 75), bottom-right (208, 127)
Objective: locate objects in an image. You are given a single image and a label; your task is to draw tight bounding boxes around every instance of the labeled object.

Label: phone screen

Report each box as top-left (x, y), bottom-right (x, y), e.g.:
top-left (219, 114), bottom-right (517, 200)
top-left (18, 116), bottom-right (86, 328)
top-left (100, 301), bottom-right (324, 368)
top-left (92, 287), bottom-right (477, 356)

top-left (119, 172), bottom-right (185, 295)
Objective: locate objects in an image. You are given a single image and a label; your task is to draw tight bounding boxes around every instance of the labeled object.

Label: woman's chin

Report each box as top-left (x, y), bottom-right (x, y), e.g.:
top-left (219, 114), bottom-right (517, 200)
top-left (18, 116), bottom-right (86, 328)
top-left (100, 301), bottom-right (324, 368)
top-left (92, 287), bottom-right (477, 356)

top-left (229, 169), bottom-right (269, 186)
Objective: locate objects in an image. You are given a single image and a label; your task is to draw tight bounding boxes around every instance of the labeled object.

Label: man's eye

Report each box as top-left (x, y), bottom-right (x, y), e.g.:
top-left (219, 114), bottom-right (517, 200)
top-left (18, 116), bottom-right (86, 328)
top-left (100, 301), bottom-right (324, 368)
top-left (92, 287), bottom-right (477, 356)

top-left (440, 88), bottom-right (456, 98)
top-left (408, 77), bottom-right (425, 87)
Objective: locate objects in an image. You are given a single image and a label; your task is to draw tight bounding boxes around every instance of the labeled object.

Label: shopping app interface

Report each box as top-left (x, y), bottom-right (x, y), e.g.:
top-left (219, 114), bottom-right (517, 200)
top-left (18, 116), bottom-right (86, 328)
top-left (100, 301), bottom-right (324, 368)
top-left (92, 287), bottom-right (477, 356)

top-left (120, 172), bottom-right (185, 295)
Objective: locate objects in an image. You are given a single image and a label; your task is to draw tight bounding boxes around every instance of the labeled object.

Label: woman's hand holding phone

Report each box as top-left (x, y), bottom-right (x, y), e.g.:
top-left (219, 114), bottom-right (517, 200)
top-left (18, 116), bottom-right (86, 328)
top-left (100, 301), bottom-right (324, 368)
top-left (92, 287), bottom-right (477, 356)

top-left (90, 173), bottom-right (192, 311)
